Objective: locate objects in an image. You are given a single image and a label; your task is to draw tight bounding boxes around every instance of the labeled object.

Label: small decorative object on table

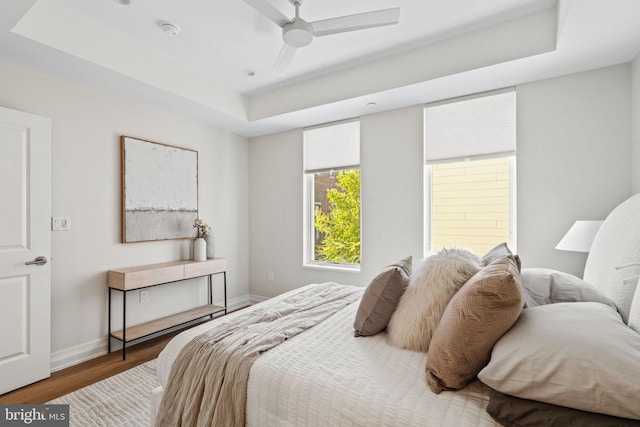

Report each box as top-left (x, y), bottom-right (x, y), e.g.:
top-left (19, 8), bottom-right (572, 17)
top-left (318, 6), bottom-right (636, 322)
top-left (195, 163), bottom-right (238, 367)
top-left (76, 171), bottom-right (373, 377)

top-left (193, 218), bottom-right (210, 261)
top-left (205, 231), bottom-right (215, 259)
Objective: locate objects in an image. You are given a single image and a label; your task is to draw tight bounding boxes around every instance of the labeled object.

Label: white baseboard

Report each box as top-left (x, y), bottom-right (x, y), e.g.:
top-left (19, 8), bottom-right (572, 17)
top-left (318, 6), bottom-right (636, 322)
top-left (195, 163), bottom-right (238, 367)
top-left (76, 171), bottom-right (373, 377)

top-left (249, 294), bottom-right (269, 305)
top-left (225, 295), bottom-right (252, 311)
top-left (50, 294), bottom-right (253, 372)
top-left (50, 338), bottom-right (107, 372)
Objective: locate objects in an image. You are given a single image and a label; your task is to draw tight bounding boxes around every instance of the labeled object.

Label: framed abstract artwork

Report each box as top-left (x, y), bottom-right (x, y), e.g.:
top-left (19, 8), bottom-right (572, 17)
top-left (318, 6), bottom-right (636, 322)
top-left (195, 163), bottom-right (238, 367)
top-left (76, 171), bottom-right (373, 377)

top-left (120, 136), bottom-right (198, 243)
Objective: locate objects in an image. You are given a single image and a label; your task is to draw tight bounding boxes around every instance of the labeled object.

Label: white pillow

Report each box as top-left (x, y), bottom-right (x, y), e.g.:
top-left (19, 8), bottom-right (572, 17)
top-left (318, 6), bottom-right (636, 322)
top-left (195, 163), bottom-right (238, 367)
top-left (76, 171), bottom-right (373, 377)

top-left (629, 279), bottom-right (640, 334)
top-left (521, 268), bottom-right (617, 310)
top-left (478, 302), bottom-right (640, 420)
top-left (615, 275), bottom-right (639, 324)
top-left (387, 248), bottom-right (482, 353)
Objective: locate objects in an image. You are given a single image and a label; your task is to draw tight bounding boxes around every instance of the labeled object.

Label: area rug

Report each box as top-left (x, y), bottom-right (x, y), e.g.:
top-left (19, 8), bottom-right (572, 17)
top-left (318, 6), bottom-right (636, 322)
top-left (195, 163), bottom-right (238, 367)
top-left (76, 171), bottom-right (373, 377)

top-left (48, 359), bottom-right (159, 426)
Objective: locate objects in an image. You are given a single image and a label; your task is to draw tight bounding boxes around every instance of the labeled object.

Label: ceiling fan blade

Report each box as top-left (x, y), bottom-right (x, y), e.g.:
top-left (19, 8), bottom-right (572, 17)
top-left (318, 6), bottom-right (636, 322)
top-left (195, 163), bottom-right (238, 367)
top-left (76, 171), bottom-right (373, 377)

top-left (311, 8), bottom-right (400, 37)
top-left (243, 0), bottom-right (291, 27)
top-left (272, 44), bottom-right (297, 74)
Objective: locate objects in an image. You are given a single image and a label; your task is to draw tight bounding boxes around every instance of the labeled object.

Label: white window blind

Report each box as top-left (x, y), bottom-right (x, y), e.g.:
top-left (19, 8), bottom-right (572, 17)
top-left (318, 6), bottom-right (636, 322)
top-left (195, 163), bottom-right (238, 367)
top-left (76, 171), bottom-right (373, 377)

top-left (304, 120), bottom-right (360, 173)
top-left (424, 90), bottom-right (515, 163)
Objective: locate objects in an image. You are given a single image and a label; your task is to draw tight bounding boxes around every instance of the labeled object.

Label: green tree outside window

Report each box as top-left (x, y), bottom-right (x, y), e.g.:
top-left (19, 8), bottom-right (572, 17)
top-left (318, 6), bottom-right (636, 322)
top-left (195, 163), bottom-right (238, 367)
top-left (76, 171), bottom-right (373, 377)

top-left (314, 169), bottom-right (361, 263)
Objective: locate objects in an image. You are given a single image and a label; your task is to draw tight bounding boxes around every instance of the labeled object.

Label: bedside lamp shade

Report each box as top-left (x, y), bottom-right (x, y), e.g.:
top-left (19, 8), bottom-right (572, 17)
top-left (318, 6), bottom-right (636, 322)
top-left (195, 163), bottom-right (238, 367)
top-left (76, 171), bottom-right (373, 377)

top-left (556, 220), bottom-right (603, 252)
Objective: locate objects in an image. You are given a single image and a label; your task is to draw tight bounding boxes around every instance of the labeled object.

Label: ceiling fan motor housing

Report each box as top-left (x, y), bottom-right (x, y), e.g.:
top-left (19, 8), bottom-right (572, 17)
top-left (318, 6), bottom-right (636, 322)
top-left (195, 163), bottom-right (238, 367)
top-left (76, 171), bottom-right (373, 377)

top-left (283, 18), bottom-right (314, 47)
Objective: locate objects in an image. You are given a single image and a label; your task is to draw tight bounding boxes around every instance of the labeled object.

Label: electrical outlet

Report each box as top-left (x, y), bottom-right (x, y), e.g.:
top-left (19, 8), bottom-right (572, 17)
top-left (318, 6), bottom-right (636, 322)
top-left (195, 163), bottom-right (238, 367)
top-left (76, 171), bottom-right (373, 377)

top-left (52, 217), bottom-right (71, 231)
top-left (268, 271), bottom-right (274, 281)
top-left (140, 290), bottom-right (150, 304)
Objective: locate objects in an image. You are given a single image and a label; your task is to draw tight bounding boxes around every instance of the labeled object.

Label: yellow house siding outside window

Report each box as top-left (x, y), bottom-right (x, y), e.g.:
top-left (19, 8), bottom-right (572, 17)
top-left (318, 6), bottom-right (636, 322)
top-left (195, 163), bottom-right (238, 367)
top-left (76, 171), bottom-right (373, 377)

top-left (431, 157), bottom-right (511, 255)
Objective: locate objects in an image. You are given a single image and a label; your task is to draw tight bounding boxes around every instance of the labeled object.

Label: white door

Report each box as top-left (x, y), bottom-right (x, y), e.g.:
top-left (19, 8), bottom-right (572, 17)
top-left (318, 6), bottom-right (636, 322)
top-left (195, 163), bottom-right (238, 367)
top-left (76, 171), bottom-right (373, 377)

top-left (0, 105), bottom-right (51, 395)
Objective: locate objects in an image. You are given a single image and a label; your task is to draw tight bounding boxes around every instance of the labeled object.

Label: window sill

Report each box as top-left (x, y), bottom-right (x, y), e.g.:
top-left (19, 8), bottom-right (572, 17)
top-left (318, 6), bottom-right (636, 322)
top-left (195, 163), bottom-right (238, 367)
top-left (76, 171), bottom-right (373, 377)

top-left (303, 262), bottom-right (361, 273)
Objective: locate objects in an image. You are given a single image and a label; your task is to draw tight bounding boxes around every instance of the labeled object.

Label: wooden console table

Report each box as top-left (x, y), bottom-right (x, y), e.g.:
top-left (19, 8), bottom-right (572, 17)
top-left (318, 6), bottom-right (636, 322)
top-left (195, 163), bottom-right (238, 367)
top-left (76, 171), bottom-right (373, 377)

top-left (107, 258), bottom-right (227, 360)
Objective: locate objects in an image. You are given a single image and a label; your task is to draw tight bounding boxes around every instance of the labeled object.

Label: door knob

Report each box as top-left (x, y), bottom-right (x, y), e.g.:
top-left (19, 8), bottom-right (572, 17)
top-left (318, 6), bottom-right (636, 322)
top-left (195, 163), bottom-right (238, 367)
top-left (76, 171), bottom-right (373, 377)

top-left (25, 256), bottom-right (48, 266)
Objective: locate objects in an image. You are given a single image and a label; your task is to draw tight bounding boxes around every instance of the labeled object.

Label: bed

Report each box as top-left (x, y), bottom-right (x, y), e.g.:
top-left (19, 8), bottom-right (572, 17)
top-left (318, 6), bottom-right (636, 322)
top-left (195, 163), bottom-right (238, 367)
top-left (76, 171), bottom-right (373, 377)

top-left (150, 193), bottom-right (640, 427)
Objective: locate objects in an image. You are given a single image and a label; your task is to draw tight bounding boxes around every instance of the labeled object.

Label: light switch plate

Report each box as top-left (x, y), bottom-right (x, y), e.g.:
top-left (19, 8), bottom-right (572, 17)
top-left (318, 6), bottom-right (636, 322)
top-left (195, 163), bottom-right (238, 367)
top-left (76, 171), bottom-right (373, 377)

top-left (52, 217), bottom-right (71, 231)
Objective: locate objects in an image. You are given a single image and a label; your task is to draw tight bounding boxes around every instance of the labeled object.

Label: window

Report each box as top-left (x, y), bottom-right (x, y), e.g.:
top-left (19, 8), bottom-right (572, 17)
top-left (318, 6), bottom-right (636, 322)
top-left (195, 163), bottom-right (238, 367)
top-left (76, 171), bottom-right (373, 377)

top-left (304, 120), bottom-right (360, 268)
top-left (424, 90), bottom-right (516, 255)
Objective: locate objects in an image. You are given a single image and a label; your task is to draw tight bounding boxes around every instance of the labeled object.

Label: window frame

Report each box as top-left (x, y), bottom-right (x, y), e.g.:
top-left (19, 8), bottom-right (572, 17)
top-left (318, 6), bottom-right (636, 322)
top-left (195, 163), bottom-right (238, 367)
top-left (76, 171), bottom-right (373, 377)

top-left (423, 88), bottom-right (517, 256)
top-left (302, 119), bottom-right (361, 272)
top-left (303, 169), bottom-right (361, 272)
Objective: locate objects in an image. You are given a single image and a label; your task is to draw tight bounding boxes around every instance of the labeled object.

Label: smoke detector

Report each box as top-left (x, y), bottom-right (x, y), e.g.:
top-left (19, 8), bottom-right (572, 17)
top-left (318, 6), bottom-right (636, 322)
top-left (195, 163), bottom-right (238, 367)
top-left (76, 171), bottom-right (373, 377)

top-left (160, 22), bottom-right (181, 36)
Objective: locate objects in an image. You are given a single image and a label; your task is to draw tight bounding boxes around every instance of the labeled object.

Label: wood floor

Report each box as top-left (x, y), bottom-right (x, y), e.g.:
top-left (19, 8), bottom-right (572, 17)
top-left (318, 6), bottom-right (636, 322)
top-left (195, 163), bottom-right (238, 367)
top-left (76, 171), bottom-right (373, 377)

top-left (0, 329), bottom-right (179, 404)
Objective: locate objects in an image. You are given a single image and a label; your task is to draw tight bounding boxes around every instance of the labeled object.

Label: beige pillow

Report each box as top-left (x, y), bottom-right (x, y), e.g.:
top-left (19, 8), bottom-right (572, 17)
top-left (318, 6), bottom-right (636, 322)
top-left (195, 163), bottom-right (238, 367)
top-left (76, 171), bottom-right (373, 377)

top-left (353, 256), bottom-right (412, 337)
top-left (478, 302), bottom-right (640, 420)
top-left (425, 256), bottom-right (524, 393)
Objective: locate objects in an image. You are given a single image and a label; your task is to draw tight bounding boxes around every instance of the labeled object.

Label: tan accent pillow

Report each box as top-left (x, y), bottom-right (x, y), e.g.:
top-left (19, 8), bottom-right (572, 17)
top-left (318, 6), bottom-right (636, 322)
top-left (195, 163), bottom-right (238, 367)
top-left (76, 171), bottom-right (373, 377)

top-left (478, 302), bottom-right (640, 420)
top-left (353, 256), bottom-right (412, 337)
top-left (425, 256), bottom-right (524, 393)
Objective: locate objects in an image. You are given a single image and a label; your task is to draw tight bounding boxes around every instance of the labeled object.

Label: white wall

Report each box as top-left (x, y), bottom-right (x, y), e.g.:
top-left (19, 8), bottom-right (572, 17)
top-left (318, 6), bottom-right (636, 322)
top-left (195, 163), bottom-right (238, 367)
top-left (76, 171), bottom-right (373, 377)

top-left (248, 107), bottom-right (424, 298)
top-left (249, 64), bottom-right (633, 296)
top-left (632, 53), bottom-right (640, 193)
top-left (0, 60), bottom-right (249, 369)
top-left (517, 64), bottom-right (632, 276)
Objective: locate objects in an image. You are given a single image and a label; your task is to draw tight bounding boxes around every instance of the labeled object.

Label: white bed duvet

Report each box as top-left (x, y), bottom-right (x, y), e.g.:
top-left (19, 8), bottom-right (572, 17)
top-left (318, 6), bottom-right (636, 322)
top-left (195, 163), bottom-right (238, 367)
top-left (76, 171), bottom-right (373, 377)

top-left (154, 287), bottom-right (498, 427)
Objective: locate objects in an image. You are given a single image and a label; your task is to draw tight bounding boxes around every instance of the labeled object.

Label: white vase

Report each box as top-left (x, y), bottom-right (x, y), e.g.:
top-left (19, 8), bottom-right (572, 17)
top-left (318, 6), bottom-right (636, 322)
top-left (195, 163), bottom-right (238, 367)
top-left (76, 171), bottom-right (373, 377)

top-left (205, 232), bottom-right (215, 259)
top-left (193, 237), bottom-right (206, 261)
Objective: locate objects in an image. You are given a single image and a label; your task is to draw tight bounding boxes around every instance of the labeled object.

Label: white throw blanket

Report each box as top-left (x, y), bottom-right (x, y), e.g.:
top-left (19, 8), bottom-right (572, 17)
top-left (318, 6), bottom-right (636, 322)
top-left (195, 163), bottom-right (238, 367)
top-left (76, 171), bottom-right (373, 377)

top-left (155, 282), bottom-right (362, 427)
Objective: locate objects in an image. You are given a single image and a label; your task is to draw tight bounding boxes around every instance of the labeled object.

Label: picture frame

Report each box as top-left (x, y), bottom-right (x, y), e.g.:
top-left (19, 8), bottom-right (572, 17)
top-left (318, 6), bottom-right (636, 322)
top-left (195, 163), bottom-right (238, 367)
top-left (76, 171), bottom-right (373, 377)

top-left (120, 136), bottom-right (198, 243)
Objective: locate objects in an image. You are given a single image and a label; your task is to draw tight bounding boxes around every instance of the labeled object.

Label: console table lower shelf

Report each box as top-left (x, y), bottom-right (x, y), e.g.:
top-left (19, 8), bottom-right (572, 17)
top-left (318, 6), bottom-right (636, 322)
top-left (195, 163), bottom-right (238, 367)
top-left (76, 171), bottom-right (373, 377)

top-left (107, 258), bottom-right (227, 360)
top-left (109, 304), bottom-right (226, 342)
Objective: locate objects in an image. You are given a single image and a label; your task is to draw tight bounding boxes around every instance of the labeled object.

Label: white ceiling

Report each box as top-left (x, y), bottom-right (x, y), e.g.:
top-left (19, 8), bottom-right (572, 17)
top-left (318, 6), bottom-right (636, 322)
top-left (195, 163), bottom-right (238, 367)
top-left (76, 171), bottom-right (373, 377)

top-left (1, 0), bottom-right (640, 137)
top-left (51, 0), bottom-right (556, 94)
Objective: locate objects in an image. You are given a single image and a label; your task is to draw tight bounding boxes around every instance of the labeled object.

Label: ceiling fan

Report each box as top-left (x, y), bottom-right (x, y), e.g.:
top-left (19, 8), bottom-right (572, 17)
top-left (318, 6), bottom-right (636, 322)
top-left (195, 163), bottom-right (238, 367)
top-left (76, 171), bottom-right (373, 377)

top-left (244, 0), bottom-right (401, 74)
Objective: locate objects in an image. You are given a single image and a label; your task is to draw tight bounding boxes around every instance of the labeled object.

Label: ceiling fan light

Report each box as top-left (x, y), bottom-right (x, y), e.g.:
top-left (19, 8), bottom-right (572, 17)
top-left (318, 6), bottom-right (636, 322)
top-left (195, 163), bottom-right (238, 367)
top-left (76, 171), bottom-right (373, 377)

top-left (283, 20), bottom-right (313, 47)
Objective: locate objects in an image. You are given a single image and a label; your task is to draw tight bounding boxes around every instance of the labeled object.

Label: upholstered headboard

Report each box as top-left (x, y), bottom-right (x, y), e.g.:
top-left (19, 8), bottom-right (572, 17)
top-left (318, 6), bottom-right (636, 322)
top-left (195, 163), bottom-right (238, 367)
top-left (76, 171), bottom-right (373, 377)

top-left (583, 193), bottom-right (640, 326)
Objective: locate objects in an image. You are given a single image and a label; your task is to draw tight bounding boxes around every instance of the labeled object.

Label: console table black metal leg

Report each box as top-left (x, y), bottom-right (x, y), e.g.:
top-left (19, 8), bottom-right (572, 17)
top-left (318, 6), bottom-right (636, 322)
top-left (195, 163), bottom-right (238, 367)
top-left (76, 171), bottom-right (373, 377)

top-left (223, 272), bottom-right (228, 314)
top-left (108, 288), bottom-right (112, 353)
top-left (208, 274), bottom-right (213, 319)
top-left (122, 290), bottom-right (127, 360)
